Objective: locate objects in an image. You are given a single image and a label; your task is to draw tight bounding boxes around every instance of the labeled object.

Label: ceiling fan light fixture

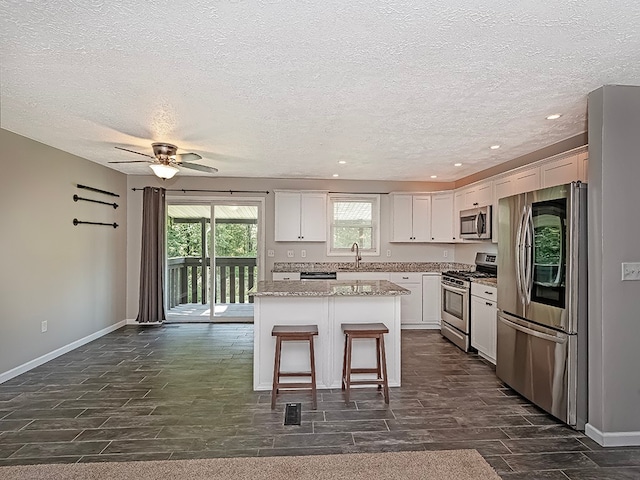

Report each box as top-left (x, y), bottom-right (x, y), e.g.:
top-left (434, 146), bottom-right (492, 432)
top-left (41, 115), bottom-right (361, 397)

top-left (150, 163), bottom-right (179, 180)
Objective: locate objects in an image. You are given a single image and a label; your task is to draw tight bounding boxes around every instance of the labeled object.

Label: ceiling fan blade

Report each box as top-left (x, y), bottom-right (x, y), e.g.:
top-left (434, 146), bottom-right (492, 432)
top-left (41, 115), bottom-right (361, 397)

top-left (108, 160), bottom-right (151, 164)
top-left (179, 163), bottom-right (218, 174)
top-left (176, 152), bottom-right (203, 162)
top-left (115, 146), bottom-right (154, 159)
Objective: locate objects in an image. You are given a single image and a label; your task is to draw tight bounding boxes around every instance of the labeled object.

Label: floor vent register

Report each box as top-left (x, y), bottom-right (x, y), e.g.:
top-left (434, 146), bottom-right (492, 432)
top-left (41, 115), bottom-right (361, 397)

top-left (284, 403), bottom-right (302, 425)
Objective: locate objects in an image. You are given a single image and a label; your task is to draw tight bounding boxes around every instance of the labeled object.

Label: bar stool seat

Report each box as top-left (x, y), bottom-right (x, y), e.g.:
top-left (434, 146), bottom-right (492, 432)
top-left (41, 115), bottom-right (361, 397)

top-left (341, 322), bottom-right (390, 404)
top-left (271, 325), bottom-right (318, 410)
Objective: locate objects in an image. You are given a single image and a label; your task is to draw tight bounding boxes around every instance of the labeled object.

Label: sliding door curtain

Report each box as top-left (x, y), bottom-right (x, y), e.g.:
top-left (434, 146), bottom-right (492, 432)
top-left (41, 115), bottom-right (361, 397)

top-left (136, 186), bottom-right (167, 324)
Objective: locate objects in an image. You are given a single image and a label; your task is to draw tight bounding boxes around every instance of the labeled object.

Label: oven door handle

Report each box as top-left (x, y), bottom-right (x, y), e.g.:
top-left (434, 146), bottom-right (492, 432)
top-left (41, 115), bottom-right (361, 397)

top-left (441, 283), bottom-right (468, 295)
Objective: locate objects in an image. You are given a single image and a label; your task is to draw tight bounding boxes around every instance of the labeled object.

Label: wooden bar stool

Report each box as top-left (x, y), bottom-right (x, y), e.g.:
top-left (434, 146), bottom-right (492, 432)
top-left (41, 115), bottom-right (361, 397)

top-left (341, 323), bottom-right (390, 404)
top-left (271, 325), bottom-right (318, 410)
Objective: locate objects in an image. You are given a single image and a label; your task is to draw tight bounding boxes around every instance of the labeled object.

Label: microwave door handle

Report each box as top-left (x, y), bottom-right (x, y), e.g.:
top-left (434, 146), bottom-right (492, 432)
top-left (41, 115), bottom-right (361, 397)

top-left (476, 213), bottom-right (482, 238)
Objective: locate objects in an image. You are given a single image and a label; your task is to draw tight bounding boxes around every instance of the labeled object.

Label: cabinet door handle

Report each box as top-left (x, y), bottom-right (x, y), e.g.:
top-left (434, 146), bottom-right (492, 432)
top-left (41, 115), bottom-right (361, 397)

top-left (484, 291), bottom-right (494, 295)
top-left (402, 276), bottom-right (409, 280)
top-left (486, 301), bottom-right (493, 306)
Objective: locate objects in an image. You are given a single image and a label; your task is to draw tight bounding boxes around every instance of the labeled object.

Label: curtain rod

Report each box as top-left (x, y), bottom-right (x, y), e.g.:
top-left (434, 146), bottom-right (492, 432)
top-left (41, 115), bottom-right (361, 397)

top-left (131, 188), bottom-right (270, 194)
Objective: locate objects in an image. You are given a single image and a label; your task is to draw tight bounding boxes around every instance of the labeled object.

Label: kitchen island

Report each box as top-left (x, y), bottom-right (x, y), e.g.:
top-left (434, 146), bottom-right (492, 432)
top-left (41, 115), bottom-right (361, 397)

top-left (249, 280), bottom-right (409, 391)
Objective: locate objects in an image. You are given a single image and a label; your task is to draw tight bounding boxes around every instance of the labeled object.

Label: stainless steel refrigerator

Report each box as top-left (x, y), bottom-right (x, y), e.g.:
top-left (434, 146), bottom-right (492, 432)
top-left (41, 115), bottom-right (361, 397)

top-left (497, 181), bottom-right (588, 429)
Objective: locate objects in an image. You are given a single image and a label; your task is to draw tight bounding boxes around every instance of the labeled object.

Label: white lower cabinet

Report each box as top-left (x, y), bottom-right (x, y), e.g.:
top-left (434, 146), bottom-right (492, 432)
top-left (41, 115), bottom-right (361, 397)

top-left (470, 282), bottom-right (497, 363)
top-left (422, 273), bottom-right (441, 328)
top-left (272, 272), bottom-right (301, 281)
top-left (389, 273), bottom-right (424, 326)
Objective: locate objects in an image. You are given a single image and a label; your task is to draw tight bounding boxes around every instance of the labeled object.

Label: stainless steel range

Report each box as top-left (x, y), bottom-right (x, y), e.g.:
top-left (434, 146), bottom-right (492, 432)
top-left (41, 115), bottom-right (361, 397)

top-left (441, 252), bottom-right (497, 352)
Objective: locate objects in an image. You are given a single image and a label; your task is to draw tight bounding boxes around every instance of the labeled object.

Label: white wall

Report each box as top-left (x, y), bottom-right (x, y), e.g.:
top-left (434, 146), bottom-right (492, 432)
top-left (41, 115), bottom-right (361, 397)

top-left (0, 129), bottom-right (128, 378)
top-left (586, 85), bottom-right (640, 445)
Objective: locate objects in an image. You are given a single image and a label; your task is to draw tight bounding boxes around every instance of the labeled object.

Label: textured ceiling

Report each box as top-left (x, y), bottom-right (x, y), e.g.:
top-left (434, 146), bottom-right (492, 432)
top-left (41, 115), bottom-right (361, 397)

top-left (1, 1), bottom-right (639, 182)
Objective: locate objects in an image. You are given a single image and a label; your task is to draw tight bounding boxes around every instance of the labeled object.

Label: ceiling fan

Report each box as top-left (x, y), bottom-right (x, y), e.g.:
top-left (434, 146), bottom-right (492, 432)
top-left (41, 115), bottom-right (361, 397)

top-left (109, 143), bottom-right (218, 179)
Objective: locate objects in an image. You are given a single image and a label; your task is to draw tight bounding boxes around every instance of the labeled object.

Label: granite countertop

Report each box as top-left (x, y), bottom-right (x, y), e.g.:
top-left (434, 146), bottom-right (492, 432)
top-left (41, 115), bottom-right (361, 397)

top-left (272, 261), bottom-right (474, 273)
top-left (473, 277), bottom-right (498, 287)
top-left (249, 280), bottom-right (411, 297)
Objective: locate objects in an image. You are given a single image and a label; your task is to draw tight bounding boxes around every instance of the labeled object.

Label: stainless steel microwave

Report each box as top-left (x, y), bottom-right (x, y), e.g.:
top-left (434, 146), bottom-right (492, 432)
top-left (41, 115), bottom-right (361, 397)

top-left (460, 206), bottom-right (492, 239)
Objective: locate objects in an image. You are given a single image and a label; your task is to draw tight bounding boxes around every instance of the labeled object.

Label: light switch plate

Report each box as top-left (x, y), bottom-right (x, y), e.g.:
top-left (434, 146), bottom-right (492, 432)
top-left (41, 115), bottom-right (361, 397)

top-left (622, 262), bottom-right (640, 281)
top-left (267, 249), bottom-right (275, 257)
top-left (287, 250), bottom-right (294, 258)
top-left (41, 320), bottom-right (47, 333)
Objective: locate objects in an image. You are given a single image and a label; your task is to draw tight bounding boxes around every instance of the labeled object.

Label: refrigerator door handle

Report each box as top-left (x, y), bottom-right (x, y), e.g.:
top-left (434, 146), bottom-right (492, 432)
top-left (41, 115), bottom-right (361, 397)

top-left (515, 206), bottom-right (527, 304)
top-left (498, 315), bottom-right (566, 344)
top-left (524, 206), bottom-right (534, 304)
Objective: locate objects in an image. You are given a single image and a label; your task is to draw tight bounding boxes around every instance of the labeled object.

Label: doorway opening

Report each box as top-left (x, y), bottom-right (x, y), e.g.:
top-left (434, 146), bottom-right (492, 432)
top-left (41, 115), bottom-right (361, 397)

top-left (165, 200), bottom-right (262, 323)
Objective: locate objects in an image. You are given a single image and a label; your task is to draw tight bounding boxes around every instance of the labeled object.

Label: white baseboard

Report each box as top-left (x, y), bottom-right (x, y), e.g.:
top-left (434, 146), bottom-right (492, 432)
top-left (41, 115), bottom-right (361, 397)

top-left (586, 423), bottom-right (640, 446)
top-left (0, 320), bottom-right (127, 385)
top-left (401, 323), bottom-right (441, 330)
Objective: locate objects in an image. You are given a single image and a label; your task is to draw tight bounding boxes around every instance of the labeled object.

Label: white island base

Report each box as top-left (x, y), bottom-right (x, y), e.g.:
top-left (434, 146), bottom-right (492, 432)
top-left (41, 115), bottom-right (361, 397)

top-left (253, 295), bottom-right (402, 391)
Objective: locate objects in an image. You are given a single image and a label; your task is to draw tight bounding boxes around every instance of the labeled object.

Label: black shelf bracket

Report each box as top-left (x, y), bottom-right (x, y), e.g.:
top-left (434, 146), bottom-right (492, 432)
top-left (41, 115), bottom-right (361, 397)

top-left (73, 194), bottom-right (118, 209)
top-left (73, 218), bottom-right (119, 228)
top-left (77, 184), bottom-right (120, 197)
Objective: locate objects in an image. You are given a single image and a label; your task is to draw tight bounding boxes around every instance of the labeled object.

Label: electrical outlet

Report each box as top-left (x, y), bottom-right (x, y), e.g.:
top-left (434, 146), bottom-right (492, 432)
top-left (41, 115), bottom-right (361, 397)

top-left (386, 249), bottom-right (392, 257)
top-left (301, 249), bottom-right (306, 258)
top-left (443, 250), bottom-right (448, 258)
top-left (287, 250), bottom-right (294, 258)
top-left (622, 262), bottom-right (640, 281)
top-left (267, 249), bottom-right (275, 257)
top-left (41, 320), bottom-right (47, 333)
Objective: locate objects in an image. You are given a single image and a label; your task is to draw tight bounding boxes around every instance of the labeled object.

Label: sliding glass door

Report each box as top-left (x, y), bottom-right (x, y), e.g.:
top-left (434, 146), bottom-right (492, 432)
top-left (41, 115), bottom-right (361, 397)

top-left (165, 198), bottom-right (263, 323)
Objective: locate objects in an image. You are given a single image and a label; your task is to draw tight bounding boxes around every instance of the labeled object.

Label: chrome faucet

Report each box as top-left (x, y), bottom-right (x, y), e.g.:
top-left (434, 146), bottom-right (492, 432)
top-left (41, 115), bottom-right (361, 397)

top-left (351, 242), bottom-right (362, 269)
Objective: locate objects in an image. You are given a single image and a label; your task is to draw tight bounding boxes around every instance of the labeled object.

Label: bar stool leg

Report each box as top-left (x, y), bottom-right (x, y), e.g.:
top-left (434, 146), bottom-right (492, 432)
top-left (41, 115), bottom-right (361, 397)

top-left (375, 336), bottom-right (382, 390)
top-left (379, 334), bottom-right (390, 404)
top-left (308, 335), bottom-right (317, 410)
top-left (271, 336), bottom-right (282, 410)
top-left (344, 334), bottom-right (353, 404)
top-left (341, 333), bottom-right (348, 391)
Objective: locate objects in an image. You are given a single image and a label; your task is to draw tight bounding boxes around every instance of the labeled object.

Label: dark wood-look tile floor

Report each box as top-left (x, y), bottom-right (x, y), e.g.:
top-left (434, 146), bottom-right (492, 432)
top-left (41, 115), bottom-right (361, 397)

top-left (1, 325), bottom-right (639, 478)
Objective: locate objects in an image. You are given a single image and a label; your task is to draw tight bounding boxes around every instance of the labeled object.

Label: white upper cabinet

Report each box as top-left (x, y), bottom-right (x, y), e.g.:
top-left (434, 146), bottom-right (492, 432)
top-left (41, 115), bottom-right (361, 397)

top-left (390, 194), bottom-right (431, 242)
top-left (274, 190), bottom-right (327, 242)
top-left (463, 181), bottom-right (493, 208)
top-left (430, 192), bottom-right (455, 242)
top-left (578, 150), bottom-right (589, 182)
top-left (540, 153), bottom-right (579, 189)
top-left (511, 166), bottom-right (541, 194)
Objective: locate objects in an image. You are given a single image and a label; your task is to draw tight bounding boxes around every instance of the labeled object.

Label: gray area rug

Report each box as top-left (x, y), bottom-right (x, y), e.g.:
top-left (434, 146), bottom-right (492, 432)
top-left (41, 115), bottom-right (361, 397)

top-left (0, 450), bottom-right (500, 479)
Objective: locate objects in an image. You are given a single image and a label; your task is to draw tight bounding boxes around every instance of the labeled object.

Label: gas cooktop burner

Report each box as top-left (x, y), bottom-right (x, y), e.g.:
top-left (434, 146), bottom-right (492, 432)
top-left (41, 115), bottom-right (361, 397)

top-left (442, 270), bottom-right (496, 280)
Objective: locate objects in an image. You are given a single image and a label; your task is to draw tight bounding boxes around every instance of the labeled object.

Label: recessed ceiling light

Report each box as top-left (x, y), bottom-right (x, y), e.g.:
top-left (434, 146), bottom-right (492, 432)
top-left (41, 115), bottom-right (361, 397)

top-left (338, 160), bottom-right (347, 164)
top-left (546, 113), bottom-right (562, 120)
top-left (490, 145), bottom-right (500, 150)
top-left (332, 173), bottom-right (339, 177)
top-left (454, 163), bottom-right (462, 167)
top-left (430, 175), bottom-right (437, 179)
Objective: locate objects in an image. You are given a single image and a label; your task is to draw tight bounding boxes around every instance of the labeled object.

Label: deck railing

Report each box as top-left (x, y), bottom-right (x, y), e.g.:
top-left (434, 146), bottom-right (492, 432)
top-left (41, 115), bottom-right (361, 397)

top-left (167, 257), bottom-right (257, 307)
